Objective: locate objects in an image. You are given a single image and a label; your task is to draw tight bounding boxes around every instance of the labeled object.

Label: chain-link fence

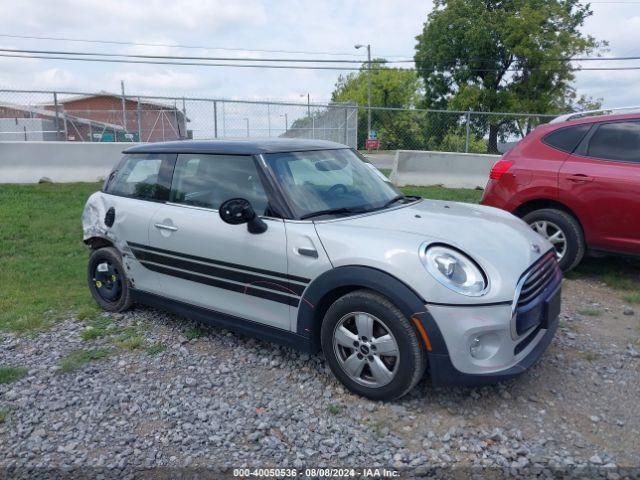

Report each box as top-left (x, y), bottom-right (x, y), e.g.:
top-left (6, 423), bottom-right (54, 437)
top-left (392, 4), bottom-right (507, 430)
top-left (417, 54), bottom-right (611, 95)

top-left (0, 89), bottom-right (358, 147)
top-left (0, 89), bottom-right (558, 154)
top-left (363, 107), bottom-right (557, 154)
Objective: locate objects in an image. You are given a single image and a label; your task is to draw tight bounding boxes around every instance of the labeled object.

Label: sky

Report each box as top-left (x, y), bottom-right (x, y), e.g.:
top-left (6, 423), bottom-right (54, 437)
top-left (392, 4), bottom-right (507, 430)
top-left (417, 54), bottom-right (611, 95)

top-left (0, 0), bottom-right (639, 108)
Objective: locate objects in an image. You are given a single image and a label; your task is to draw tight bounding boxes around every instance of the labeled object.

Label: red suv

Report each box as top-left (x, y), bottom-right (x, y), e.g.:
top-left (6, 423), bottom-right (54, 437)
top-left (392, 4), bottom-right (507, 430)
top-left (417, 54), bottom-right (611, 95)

top-left (482, 112), bottom-right (640, 271)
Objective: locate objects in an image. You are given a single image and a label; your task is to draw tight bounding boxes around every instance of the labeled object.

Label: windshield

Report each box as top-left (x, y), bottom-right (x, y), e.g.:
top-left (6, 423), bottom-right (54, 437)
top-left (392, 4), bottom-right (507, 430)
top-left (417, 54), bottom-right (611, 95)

top-left (263, 148), bottom-right (404, 219)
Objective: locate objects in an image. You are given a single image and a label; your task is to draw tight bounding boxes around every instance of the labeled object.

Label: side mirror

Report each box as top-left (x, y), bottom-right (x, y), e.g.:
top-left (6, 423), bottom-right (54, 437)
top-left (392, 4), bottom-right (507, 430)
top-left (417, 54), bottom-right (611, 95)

top-left (219, 198), bottom-right (268, 234)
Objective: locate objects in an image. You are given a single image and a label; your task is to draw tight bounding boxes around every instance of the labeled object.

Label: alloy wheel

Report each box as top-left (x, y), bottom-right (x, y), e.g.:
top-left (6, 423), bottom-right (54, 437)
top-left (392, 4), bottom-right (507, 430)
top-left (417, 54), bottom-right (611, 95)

top-left (530, 220), bottom-right (567, 261)
top-left (332, 312), bottom-right (400, 388)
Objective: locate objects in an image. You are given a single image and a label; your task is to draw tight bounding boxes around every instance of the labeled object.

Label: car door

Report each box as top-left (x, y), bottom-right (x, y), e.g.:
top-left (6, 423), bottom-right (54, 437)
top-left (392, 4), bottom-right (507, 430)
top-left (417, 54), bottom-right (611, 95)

top-left (101, 152), bottom-right (176, 295)
top-left (559, 120), bottom-right (640, 253)
top-left (142, 153), bottom-right (292, 330)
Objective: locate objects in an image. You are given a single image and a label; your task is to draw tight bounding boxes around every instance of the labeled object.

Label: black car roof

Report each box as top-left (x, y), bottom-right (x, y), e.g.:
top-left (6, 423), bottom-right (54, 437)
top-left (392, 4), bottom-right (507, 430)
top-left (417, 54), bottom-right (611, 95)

top-left (123, 138), bottom-right (348, 155)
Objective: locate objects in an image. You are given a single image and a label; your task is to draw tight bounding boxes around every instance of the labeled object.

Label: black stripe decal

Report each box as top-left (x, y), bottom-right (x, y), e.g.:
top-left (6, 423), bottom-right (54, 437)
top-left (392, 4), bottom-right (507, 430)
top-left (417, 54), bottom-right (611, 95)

top-left (426, 300), bottom-right (512, 307)
top-left (128, 241), bottom-right (310, 284)
top-left (140, 261), bottom-right (300, 307)
top-left (131, 247), bottom-right (306, 296)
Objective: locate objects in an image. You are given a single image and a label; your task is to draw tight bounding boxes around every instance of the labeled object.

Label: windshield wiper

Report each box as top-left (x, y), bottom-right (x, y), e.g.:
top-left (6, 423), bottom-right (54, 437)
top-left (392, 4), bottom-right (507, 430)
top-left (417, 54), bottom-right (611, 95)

top-left (300, 207), bottom-right (364, 220)
top-left (382, 195), bottom-right (407, 208)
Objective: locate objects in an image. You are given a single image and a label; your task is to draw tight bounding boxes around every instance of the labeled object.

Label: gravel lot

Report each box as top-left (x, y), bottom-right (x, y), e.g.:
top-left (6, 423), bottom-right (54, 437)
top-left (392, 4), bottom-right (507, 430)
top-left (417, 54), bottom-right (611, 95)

top-left (1, 276), bottom-right (639, 478)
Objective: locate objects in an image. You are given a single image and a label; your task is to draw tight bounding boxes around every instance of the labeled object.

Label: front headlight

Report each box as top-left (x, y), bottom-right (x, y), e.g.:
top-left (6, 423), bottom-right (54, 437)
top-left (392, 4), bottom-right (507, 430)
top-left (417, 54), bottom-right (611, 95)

top-left (419, 244), bottom-right (488, 296)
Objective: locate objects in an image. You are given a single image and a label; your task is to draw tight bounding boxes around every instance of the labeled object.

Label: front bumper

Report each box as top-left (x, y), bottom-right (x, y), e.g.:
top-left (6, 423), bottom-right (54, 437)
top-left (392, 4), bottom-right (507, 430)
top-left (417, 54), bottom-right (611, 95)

top-left (425, 279), bottom-right (561, 386)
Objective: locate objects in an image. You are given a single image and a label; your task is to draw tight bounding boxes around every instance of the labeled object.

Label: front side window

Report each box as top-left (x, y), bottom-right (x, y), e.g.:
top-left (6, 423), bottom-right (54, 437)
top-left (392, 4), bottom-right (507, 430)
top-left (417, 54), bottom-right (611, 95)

top-left (263, 149), bottom-right (403, 219)
top-left (587, 121), bottom-right (640, 162)
top-left (104, 153), bottom-right (174, 201)
top-left (170, 154), bottom-right (269, 214)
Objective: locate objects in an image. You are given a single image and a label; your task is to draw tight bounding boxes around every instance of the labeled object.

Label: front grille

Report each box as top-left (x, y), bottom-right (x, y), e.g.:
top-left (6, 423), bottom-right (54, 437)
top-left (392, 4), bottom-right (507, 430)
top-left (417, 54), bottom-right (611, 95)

top-left (514, 322), bottom-right (543, 355)
top-left (517, 252), bottom-right (558, 308)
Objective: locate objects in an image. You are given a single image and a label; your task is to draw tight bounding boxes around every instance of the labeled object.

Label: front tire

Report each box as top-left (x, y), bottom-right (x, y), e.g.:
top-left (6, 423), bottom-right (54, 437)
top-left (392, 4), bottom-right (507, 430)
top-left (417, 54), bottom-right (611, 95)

top-left (523, 208), bottom-right (585, 272)
top-left (320, 290), bottom-right (427, 401)
top-left (87, 247), bottom-right (132, 312)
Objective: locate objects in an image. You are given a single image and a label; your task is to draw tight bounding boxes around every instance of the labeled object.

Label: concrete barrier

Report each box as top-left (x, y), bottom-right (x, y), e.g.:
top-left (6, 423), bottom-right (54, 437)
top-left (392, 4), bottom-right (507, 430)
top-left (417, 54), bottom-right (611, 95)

top-left (391, 150), bottom-right (501, 189)
top-left (0, 141), bottom-right (137, 183)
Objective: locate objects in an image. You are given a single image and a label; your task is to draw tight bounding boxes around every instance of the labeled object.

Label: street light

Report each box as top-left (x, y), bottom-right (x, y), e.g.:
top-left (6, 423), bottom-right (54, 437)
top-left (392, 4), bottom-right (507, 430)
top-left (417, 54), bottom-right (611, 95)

top-left (355, 43), bottom-right (372, 140)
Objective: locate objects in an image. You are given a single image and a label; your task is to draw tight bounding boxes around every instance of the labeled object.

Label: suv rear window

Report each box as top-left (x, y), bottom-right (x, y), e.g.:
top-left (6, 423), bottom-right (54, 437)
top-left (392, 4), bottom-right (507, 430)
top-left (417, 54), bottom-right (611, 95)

top-left (104, 153), bottom-right (175, 201)
top-left (587, 121), bottom-right (640, 163)
top-left (542, 124), bottom-right (591, 153)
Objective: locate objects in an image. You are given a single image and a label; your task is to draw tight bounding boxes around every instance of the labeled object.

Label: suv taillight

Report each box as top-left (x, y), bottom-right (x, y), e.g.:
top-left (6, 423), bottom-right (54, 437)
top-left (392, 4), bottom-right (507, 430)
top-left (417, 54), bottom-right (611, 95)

top-left (489, 160), bottom-right (513, 180)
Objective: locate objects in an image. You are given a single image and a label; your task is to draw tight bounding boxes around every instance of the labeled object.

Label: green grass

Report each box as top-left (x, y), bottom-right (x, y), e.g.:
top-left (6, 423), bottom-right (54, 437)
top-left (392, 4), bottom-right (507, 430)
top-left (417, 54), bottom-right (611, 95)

top-left (623, 293), bottom-right (640, 304)
top-left (146, 342), bottom-right (167, 355)
top-left (0, 183), bottom-right (101, 332)
top-left (0, 366), bottom-right (29, 384)
top-left (327, 403), bottom-right (343, 415)
top-left (185, 326), bottom-right (204, 340)
top-left (116, 334), bottom-right (144, 350)
top-left (58, 348), bottom-right (111, 373)
top-left (0, 408), bottom-right (8, 423)
top-left (566, 256), bottom-right (640, 304)
top-left (80, 316), bottom-right (114, 341)
top-left (577, 308), bottom-right (601, 317)
top-left (400, 185), bottom-right (484, 203)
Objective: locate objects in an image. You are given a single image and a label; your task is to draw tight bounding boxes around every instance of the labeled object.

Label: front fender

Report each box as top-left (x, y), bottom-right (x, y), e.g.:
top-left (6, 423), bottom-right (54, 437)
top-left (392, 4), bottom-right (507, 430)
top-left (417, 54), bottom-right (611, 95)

top-left (296, 265), bottom-right (447, 357)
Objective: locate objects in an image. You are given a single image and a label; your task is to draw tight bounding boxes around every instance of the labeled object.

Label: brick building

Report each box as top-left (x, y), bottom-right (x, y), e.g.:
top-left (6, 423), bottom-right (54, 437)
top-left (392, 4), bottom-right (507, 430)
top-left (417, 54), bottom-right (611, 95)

top-left (0, 92), bottom-right (189, 142)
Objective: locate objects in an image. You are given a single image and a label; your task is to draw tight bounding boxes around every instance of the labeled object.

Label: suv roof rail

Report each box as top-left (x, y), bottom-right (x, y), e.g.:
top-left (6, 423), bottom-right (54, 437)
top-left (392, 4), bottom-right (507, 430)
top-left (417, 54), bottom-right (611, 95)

top-left (550, 106), bottom-right (640, 124)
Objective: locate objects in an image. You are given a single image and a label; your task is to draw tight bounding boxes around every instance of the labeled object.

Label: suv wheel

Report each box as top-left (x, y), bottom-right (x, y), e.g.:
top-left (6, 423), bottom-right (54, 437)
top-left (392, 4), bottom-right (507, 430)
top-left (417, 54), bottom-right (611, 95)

top-left (522, 208), bottom-right (585, 271)
top-left (87, 247), bottom-right (132, 312)
top-left (320, 290), bottom-right (426, 401)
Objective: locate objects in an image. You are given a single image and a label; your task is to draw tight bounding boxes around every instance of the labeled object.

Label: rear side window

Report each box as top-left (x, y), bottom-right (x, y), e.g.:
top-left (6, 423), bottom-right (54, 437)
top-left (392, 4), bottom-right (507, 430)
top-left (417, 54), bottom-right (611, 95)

top-left (542, 124), bottom-right (591, 153)
top-left (170, 154), bottom-right (269, 214)
top-left (104, 153), bottom-right (175, 201)
top-left (587, 121), bottom-right (640, 163)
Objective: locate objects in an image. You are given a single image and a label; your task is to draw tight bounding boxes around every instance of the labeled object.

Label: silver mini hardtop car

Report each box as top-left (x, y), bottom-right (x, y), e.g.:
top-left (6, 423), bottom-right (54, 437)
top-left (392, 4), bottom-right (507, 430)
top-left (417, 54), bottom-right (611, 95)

top-left (82, 139), bottom-right (561, 400)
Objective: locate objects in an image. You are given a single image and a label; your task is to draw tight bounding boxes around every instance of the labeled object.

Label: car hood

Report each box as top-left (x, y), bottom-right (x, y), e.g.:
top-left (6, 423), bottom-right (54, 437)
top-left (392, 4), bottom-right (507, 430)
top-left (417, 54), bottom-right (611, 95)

top-left (313, 199), bottom-right (553, 304)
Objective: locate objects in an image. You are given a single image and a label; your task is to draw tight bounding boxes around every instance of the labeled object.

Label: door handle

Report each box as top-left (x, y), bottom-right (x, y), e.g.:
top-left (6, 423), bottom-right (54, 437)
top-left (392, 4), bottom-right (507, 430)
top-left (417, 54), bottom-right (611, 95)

top-left (154, 223), bottom-right (178, 232)
top-left (567, 174), bottom-right (594, 183)
top-left (296, 247), bottom-right (318, 258)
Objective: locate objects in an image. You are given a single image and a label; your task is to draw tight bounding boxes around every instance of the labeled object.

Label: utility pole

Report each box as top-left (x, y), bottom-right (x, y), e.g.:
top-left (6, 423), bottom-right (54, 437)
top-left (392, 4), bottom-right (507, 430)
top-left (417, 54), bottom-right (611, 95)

top-left (355, 43), bottom-right (372, 139)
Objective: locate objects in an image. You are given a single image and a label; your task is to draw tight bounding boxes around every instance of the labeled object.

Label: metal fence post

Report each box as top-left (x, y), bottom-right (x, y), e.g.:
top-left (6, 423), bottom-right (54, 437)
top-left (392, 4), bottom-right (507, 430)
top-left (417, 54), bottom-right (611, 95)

top-left (182, 98), bottom-right (187, 139)
top-left (62, 105), bottom-right (68, 141)
top-left (53, 92), bottom-right (61, 139)
top-left (222, 101), bottom-right (226, 137)
top-left (213, 100), bottom-right (218, 138)
top-left (465, 109), bottom-right (472, 153)
top-left (120, 81), bottom-right (127, 134)
top-left (312, 114), bottom-right (315, 139)
top-left (343, 106), bottom-right (348, 144)
top-left (267, 103), bottom-right (271, 137)
top-left (136, 97), bottom-right (142, 142)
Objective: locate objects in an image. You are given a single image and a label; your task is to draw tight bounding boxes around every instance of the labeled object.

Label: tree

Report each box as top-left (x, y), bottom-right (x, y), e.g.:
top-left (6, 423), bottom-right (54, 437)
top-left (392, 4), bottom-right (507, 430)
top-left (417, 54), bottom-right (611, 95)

top-left (414, 0), bottom-right (604, 153)
top-left (331, 60), bottom-right (425, 149)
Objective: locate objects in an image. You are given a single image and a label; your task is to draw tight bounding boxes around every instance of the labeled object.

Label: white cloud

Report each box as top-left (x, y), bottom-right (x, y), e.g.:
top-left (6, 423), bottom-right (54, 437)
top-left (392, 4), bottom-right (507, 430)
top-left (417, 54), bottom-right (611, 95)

top-left (33, 68), bottom-right (77, 88)
top-left (110, 69), bottom-right (202, 93)
top-left (0, 0), bottom-right (637, 109)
